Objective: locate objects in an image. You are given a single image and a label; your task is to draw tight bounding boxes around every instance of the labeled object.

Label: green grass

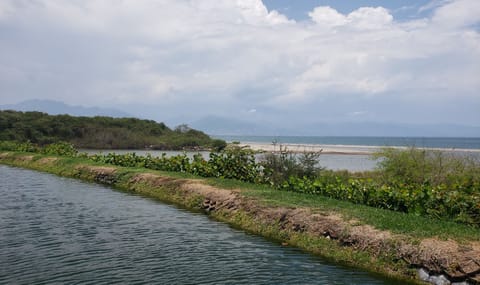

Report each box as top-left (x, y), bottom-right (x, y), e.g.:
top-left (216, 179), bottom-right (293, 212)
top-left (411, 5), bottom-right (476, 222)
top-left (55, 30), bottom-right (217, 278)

top-left (247, 190), bottom-right (480, 241)
top-left (203, 175), bottom-right (480, 241)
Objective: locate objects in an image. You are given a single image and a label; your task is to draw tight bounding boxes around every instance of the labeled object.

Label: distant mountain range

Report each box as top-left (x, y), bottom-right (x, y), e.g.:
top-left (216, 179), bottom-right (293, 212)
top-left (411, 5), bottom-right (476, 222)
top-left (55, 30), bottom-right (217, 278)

top-left (2, 100), bottom-right (478, 137)
top-left (0, 99), bottom-right (132, 118)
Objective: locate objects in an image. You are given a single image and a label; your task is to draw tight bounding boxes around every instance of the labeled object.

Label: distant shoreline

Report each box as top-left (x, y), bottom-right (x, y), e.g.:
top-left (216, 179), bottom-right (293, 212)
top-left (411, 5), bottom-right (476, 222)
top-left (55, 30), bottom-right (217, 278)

top-left (215, 135), bottom-right (480, 152)
top-left (238, 142), bottom-right (374, 155)
top-left (238, 141), bottom-right (480, 155)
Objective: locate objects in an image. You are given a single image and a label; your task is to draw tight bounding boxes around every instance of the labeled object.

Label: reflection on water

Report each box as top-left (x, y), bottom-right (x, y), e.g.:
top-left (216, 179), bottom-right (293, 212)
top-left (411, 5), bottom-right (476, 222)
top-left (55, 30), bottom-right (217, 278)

top-left (0, 166), bottom-right (403, 284)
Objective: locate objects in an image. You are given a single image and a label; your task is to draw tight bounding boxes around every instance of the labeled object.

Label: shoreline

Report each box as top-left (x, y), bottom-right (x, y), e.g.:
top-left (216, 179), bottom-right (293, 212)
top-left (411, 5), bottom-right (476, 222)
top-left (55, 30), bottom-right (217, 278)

top-left (1, 151), bottom-right (479, 284)
top-left (238, 141), bottom-right (480, 155)
top-left (238, 142), bottom-right (376, 155)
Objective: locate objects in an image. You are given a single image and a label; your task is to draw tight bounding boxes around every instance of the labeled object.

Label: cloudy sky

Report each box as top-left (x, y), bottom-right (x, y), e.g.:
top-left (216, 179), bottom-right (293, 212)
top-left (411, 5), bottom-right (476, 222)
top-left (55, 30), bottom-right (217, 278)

top-left (0, 0), bottom-right (479, 133)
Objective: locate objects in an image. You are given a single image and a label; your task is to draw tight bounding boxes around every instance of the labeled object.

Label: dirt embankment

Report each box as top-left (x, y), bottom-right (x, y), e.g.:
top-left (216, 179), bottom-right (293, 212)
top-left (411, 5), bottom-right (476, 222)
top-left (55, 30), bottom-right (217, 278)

top-left (75, 166), bottom-right (480, 284)
top-left (1, 154), bottom-right (479, 284)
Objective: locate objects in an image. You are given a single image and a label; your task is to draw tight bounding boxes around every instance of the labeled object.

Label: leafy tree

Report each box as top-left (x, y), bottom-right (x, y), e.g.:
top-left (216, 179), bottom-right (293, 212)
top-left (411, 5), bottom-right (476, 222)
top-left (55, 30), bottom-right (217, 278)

top-left (0, 110), bottom-right (224, 150)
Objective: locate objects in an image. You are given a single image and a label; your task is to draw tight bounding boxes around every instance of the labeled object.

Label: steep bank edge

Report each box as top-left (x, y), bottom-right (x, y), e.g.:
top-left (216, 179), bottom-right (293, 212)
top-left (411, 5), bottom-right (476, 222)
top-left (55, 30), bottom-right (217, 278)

top-left (1, 152), bottom-right (479, 284)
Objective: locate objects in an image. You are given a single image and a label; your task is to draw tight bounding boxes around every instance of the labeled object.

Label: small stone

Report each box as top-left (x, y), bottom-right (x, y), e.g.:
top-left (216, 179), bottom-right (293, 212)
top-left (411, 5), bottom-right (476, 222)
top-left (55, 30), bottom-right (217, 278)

top-left (418, 268), bottom-right (430, 281)
top-left (451, 281), bottom-right (469, 285)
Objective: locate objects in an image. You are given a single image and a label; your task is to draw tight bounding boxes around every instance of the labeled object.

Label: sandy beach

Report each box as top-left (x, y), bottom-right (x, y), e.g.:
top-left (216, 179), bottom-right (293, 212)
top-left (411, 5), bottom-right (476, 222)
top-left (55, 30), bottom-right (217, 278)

top-left (238, 142), bottom-right (377, 155)
top-left (238, 142), bottom-right (480, 155)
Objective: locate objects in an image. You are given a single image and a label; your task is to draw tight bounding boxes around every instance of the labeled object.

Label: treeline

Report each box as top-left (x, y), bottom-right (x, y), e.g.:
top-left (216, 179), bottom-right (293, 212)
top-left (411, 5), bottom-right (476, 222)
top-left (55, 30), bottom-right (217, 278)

top-left (0, 110), bottom-right (226, 150)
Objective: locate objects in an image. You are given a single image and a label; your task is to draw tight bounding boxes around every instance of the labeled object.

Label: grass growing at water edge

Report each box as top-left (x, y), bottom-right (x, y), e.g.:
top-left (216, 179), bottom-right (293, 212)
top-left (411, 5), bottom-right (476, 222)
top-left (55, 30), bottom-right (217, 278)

top-left (206, 176), bottom-right (480, 241)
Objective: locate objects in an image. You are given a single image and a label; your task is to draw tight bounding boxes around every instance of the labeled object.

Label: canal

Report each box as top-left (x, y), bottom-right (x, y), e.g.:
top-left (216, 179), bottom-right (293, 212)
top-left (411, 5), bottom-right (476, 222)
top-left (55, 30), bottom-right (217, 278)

top-left (0, 165), bottom-right (402, 284)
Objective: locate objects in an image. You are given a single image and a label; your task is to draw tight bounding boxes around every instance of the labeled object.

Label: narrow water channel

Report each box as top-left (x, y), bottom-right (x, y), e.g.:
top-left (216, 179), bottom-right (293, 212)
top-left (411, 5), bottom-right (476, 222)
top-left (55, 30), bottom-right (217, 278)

top-left (0, 165), bottom-right (402, 284)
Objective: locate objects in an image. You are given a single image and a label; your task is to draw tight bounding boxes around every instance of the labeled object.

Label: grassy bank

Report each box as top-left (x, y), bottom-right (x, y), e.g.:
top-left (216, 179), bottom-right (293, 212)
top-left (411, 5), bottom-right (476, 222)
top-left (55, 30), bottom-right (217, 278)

top-left (2, 151), bottom-right (480, 284)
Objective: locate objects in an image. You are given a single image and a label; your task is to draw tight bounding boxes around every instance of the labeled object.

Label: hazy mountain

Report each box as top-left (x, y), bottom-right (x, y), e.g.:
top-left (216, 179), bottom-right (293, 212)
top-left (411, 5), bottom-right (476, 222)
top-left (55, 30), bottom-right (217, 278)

top-left (191, 115), bottom-right (480, 137)
top-left (0, 99), bottom-right (132, 118)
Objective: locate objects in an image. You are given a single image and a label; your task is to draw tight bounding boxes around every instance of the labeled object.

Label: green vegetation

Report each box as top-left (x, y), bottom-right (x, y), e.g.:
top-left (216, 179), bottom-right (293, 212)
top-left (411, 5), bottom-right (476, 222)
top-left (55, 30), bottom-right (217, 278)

top-left (278, 147), bottom-right (480, 226)
top-left (1, 140), bottom-right (479, 228)
top-left (260, 145), bottom-right (324, 184)
top-left (241, 185), bottom-right (480, 241)
top-left (89, 144), bottom-right (266, 183)
top-left (0, 110), bottom-right (226, 150)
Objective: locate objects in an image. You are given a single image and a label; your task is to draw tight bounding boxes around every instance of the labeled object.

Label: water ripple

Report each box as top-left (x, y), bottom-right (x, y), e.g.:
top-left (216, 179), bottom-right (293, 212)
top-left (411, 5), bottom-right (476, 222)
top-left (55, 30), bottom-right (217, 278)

top-left (0, 165), bottom-right (402, 284)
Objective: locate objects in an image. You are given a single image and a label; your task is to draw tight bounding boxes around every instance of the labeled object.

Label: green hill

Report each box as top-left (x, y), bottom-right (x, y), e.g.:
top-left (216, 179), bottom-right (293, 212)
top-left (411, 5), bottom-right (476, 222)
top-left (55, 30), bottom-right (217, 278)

top-left (0, 110), bottom-right (225, 150)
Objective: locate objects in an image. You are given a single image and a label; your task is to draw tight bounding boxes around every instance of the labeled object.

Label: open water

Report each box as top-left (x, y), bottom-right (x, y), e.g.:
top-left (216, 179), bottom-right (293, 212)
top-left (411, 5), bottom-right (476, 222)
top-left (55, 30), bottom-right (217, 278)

top-left (215, 136), bottom-right (480, 150)
top-left (0, 165), bottom-right (403, 284)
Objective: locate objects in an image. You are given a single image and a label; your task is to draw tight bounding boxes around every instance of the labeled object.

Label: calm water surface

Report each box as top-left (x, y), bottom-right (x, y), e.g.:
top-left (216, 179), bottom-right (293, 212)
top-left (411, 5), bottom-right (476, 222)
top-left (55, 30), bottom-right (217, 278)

top-left (216, 136), bottom-right (480, 150)
top-left (0, 166), bottom-right (405, 284)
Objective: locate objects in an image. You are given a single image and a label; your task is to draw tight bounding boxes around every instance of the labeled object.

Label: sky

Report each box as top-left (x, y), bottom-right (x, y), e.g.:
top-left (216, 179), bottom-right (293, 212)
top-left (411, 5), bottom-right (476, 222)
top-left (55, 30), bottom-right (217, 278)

top-left (0, 0), bottom-right (479, 134)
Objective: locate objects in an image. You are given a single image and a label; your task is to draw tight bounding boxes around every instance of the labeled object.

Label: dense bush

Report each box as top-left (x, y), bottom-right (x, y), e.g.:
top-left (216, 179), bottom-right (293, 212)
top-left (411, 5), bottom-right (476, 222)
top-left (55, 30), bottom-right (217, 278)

top-left (372, 147), bottom-right (480, 188)
top-left (260, 145), bottom-right (324, 185)
top-left (0, 110), bottom-right (224, 150)
top-left (88, 145), bottom-right (267, 184)
top-left (278, 148), bottom-right (480, 226)
top-left (0, 140), bottom-right (39, 152)
top-left (41, 141), bottom-right (78, 157)
top-left (207, 145), bottom-right (265, 183)
top-left (0, 141), bottom-right (78, 157)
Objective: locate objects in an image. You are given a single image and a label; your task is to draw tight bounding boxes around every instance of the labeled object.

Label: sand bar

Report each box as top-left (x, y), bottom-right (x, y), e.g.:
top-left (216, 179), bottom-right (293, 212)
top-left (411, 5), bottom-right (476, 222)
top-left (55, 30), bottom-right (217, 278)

top-left (239, 142), bottom-right (377, 155)
top-left (238, 142), bottom-right (480, 155)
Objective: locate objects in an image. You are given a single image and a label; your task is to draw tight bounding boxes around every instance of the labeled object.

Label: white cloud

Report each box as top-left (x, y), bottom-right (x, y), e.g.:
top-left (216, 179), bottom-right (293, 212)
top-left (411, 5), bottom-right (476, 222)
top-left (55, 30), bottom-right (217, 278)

top-left (418, 0), bottom-right (451, 13)
top-left (309, 6), bottom-right (392, 29)
top-left (0, 0), bottom-right (479, 125)
top-left (235, 0), bottom-right (293, 25)
top-left (309, 6), bottom-right (347, 27)
top-left (347, 7), bottom-right (393, 29)
top-left (432, 0), bottom-right (480, 28)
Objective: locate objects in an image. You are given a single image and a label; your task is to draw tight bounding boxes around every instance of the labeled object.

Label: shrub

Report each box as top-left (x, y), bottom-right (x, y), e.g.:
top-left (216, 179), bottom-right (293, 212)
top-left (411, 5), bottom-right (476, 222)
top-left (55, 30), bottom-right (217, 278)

top-left (260, 145), bottom-right (324, 185)
top-left (372, 147), bottom-right (480, 188)
top-left (41, 142), bottom-right (78, 157)
top-left (277, 148), bottom-right (480, 226)
top-left (208, 145), bottom-right (266, 183)
top-left (87, 145), bottom-right (267, 184)
top-left (211, 139), bottom-right (227, 151)
top-left (0, 140), bottom-right (39, 152)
